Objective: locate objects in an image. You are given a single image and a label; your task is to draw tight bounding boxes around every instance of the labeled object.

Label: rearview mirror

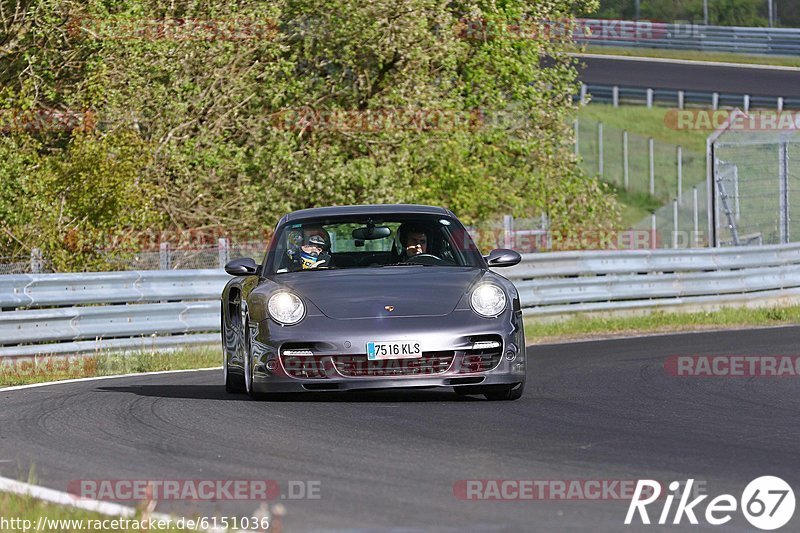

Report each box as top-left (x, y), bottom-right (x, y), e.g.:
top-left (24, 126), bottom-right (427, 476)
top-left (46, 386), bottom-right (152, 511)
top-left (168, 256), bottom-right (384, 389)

top-left (485, 248), bottom-right (521, 268)
top-left (352, 226), bottom-right (392, 240)
top-left (224, 257), bottom-right (259, 276)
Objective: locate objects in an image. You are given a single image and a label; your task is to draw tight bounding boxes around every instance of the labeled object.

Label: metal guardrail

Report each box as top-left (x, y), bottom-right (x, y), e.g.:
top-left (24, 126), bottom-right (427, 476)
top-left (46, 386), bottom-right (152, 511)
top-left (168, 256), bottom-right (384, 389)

top-left (3, 243), bottom-right (800, 356)
top-left (580, 84), bottom-right (800, 111)
top-left (575, 19), bottom-right (800, 55)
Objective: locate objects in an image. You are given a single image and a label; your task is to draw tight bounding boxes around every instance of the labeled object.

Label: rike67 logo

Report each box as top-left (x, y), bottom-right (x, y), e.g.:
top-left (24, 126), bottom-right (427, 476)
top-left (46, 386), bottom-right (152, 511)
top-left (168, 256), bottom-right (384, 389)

top-left (625, 477), bottom-right (795, 530)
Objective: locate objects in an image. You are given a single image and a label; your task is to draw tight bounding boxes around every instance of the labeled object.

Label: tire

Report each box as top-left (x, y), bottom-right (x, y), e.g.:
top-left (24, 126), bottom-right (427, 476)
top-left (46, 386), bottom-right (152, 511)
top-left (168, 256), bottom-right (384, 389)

top-left (225, 368), bottom-right (246, 394)
top-left (223, 312), bottom-right (246, 394)
top-left (241, 312), bottom-right (267, 401)
top-left (454, 383), bottom-right (525, 401)
top-left (484, 382), bottom-right (524, 401)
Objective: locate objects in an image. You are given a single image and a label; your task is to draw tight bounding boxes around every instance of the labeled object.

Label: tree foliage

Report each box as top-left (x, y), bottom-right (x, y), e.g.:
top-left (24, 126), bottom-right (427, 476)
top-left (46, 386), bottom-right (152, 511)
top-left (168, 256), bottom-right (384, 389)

top-left (0, 0), bottom-right (618, 270)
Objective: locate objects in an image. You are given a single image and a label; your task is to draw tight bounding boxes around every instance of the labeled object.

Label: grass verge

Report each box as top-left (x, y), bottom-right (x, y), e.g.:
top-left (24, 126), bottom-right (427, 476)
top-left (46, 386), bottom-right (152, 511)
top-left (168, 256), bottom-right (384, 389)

top-left (583, 46), bottom-right (800, 68)
top-left (525, 305), bottom-right (800, 344)
top-left (0, 346), bottom-right (220, 387)
top-left (0, 491), bottom-right (185, 532)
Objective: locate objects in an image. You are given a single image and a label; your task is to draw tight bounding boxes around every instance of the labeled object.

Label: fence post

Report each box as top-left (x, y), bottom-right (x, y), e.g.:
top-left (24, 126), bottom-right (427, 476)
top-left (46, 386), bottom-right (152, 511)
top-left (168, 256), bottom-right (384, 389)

top-left (678, 90), bottom-right (685, 110)
top-left (677, 146), bottom-right (683, 205)
top-left (598, 122), bottom-right (604, 178)
top-left (30, 248), bottom-right (42, 274)
top-left (159, 242), bottom-right (171, 270)
top-left (672, 198), bottom-right (679, 249)
top-left (503, 215), bottom-right (514, 249)
top-left (612, 85), bottom-right (619, 107)
top-left (779, 141), bottom-right (790, 244)
top-left (712, 92), bottom-right (719, 110)
top-left (541, 213), bottom-right (551, 250)
top-left (579, 83), bottom-right (587, 105)
top-left (574, 118), bottom-right (579, 156)
top-left (693, 186), bottom-right (699, 247)
top-left (623, 130), bottom-right (629, 190)
top-left (646, 88), bottom-right (653, 108)
top-left (649, 137), bottom-right (655, 196)
top-left (218, 238), bottom-right (230, 269)
top-left (650, 213), bottom-right (657, 249)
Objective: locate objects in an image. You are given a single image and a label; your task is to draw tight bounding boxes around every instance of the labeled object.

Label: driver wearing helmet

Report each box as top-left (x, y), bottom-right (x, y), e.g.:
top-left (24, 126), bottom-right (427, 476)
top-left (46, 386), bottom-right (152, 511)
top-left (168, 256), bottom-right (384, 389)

top-left (287, 226), bottom-right (332, 270)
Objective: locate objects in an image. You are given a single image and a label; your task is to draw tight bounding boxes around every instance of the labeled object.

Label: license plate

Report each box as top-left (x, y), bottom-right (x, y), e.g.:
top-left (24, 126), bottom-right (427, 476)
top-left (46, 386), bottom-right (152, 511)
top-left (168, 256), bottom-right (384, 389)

top-left (367, 341), bottom-right (422, 360)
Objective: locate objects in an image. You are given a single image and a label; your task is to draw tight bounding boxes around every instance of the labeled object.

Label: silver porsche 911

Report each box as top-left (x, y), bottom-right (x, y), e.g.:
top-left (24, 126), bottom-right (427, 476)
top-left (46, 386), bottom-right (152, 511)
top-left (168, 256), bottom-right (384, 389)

top-left (221, 204), bottom-right (526, 400)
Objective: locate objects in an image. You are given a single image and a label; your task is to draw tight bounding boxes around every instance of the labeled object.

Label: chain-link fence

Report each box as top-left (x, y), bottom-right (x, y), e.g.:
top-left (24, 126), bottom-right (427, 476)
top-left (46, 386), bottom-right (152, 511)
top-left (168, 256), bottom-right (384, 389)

top-left (576, 116), bottom-right (705, 204)
top-left (711, 125), bottom-right (800, 246)
top-left (1, 240), bottom-right (268, 274)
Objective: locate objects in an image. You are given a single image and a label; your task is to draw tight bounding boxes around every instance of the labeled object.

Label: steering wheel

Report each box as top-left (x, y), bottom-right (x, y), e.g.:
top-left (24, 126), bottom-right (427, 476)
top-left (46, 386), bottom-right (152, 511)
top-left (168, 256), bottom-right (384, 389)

top-left (405, 253), bottom-right (444, 265)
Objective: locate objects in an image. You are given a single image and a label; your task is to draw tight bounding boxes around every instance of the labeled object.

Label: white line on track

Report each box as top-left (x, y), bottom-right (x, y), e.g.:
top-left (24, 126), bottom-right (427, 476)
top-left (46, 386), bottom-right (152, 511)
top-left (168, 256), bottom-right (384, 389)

top-left (571, 52), bottom-right (800, 72)
top-left (0, 366), bottom-right (222, 393)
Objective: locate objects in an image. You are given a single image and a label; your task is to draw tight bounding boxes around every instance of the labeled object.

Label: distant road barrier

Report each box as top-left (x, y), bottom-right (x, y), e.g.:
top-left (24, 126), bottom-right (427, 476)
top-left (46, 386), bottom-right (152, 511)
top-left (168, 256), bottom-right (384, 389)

top-left (574, 19), bottom-right (800, 56)
top-left (3, 243), bottom-right (800, 356)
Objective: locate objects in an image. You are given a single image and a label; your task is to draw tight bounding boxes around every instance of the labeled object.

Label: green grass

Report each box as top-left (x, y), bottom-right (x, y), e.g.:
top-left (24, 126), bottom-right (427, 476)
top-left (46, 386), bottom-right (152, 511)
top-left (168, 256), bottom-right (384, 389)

top-left (525, 304), bottom-right (800, 344)
top-left (0, 491), bottom-right (181, 532)
top-left (0, 347), bottom-right (220, 387)
top-left (583, 46), bottom-right (800, 68)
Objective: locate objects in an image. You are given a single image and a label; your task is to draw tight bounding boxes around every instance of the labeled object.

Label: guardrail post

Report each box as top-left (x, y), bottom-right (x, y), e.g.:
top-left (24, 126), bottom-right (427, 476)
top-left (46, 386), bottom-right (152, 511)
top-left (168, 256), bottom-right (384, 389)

top-left (646, 88), bottom-right (653, 108)
top-left (598, 122), bottom-right (604, 178)
top-left (30, 248), bottom-right (42, 274)
top-left (218, 238), bottom-right (230, 269)
top-left (712, 92), bottom-right (719, 110)
top-left (579, 83), bottom-right (587, 105)
top-left (623, 130), bottom-right (629, 190)
top-left (649, 137), bottom-right (655, 196)
top-left (159, 242), bottom-right (171, 270)
top-left (612, 86), bottom-right (619, 107)
top-left (743, 94), bottom-right (750, 113)
top-left (677, 146), bottom-right (683, 206)
top-left (678, 90), bottom-right (685, 110)
top-left (778, 97), bottom-right (784, 112)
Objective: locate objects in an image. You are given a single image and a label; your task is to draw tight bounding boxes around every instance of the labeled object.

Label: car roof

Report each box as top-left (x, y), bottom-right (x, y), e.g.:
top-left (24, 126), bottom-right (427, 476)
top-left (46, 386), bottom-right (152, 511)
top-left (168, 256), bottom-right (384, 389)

top-left (282, 204), bottom-right (453, 224)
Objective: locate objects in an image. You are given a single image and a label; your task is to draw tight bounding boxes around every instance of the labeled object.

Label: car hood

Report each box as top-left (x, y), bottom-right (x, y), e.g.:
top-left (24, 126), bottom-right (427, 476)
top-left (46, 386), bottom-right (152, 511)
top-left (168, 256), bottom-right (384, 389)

top-left (274, 267), bottom-right (484, 319)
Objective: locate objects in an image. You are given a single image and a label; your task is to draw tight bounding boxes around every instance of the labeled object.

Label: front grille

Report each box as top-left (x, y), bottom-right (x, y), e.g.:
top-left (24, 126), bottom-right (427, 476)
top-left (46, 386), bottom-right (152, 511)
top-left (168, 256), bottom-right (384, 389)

top-left (459, 337), bottom-right (503, 373)
top-left (332, 351), bottom-right (455, 377)
top-left (280, 355), bottom-right (327, 379)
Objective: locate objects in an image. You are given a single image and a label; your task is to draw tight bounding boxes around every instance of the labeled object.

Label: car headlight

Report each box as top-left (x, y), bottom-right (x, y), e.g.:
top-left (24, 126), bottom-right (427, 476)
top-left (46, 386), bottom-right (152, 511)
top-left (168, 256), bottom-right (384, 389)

top-left (470, 284), bottom-right (507, 317)
top-left (268, 291), bottom-right (305, 325)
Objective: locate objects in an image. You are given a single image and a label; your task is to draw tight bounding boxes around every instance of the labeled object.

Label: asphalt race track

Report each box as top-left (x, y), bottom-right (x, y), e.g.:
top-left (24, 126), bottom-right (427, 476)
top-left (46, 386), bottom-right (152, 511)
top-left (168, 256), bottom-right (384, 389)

top-left (577, 55), bottom-right (800, 98)
top-left (2, 326), bottom-right (800, 531)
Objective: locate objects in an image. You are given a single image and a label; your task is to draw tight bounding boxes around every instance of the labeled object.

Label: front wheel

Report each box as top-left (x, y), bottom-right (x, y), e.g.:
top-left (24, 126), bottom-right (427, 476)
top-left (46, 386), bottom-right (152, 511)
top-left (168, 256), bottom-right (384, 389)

top-left (223, 313), bottom-right (245, 394)
top-left (454, 383), bottom-right (524, 401)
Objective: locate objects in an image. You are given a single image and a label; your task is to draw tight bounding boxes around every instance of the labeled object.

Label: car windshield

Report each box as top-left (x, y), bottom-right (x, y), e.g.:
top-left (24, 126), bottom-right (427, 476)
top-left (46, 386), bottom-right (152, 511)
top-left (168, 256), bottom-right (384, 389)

top-left (268, 214), bottom-right (484, 273)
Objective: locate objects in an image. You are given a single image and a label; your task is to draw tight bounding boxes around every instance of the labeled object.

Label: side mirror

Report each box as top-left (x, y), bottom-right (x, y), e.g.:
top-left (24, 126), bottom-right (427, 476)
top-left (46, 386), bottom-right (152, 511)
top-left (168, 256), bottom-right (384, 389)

top-left (485, 248), bottom-right (521, 268)
top-left (224, 257), bottom-right (259, 276)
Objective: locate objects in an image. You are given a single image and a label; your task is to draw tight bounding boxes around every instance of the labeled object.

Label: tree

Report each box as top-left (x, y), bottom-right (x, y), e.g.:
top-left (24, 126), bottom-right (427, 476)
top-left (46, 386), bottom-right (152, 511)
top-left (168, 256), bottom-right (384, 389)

top-left (0, 0), bottom-right (619, 270)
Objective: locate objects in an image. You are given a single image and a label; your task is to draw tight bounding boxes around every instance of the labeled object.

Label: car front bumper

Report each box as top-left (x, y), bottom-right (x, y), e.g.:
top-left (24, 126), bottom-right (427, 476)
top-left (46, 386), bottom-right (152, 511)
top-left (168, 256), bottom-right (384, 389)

top-left (247, 309), bottom-right (526, 393)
